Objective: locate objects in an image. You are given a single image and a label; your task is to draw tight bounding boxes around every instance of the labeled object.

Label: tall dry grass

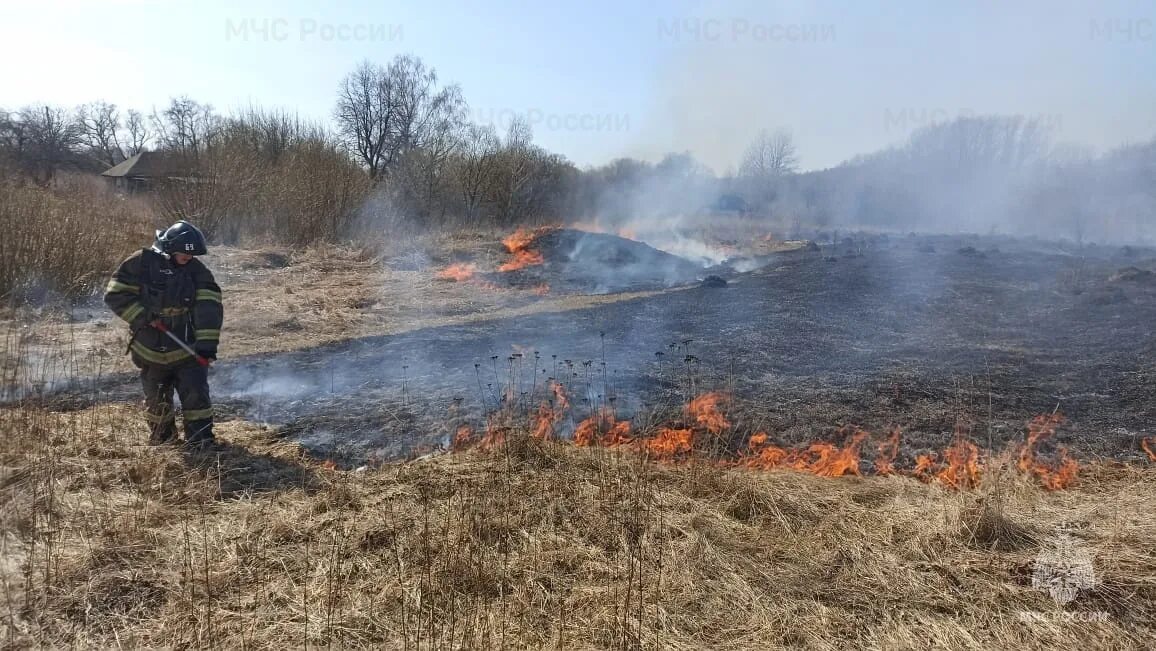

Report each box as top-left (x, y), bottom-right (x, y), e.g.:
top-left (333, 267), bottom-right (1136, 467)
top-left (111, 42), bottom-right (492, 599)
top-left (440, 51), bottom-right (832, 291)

top-left (1, 390), bottom-right (1153, 649)
top-left (0, 234), bottom-right (1153, 649)
top-left (151, 110), bottom-right (372, 248)
top-left (0, 176), bottom-right (153, 304)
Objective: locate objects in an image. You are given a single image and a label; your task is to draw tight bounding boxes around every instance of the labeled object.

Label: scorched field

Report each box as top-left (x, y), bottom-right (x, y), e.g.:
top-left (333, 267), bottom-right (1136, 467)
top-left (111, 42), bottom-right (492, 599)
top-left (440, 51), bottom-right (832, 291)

top-left (2, 224), bottom-right (1154, 649)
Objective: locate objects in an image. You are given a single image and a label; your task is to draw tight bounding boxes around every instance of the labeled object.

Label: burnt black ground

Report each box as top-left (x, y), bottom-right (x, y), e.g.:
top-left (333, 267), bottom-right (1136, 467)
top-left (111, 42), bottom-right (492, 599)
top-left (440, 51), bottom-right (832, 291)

top-left (486, 228), bottom-right (713, 293)
top-left (35, 234), bottom-right (1156, 466)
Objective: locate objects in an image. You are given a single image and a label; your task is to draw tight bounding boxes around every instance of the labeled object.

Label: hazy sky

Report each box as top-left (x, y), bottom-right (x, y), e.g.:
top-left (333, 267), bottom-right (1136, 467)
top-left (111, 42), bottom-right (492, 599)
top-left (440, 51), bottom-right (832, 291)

top-left (2, 0), bottom-right (1153, 172)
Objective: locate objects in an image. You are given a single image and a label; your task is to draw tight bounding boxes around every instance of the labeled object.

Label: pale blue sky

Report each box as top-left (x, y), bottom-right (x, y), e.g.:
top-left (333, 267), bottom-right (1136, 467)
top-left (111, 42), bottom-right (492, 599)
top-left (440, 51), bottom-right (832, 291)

top-left (2, 0), bottom-right (1153, 171)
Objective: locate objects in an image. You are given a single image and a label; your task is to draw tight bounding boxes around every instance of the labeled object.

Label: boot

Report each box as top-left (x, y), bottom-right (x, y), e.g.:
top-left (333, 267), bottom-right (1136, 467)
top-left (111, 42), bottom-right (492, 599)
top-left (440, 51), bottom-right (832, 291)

top-left (148, 422), bottom-right (177, 445)
top-left (184, 421), bottom-right (218, 450)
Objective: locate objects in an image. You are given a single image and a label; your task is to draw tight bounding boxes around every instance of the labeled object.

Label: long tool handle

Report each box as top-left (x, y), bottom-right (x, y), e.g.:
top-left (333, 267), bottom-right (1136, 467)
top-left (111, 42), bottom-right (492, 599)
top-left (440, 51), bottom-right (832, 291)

top-left (150, 321), bottom-right (211, 367)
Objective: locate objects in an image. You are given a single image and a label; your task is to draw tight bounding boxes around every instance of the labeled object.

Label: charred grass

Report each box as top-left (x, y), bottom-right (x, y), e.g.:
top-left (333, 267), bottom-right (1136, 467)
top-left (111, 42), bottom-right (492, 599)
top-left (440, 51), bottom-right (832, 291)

top-left (1, 401), bottom-right (1154, 650)
top-left (4, 233), bottom-right (1156, 648)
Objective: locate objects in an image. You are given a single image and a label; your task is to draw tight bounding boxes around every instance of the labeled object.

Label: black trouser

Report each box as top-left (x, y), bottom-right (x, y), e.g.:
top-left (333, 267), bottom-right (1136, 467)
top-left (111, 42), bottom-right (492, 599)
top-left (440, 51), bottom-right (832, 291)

top-left (138, 360), bottom-right (214, 443)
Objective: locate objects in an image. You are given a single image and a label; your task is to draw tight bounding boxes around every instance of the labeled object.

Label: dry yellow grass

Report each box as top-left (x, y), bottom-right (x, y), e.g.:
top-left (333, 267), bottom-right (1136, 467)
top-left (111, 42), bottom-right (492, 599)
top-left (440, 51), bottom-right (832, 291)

top-left (0, 176), bottom-right (154, 302)
top-left (2, 232), bottom-right (1153, 648)
top-left (0, 232), bottom-right (690, 382)
top-left (2, 402), bottom-right (1152, 649)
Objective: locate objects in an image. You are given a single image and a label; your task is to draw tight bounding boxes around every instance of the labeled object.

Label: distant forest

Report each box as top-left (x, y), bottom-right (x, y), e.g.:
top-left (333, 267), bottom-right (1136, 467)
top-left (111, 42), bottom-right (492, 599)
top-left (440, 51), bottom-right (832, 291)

top-left (3, 53), bottom-right (1154, 245)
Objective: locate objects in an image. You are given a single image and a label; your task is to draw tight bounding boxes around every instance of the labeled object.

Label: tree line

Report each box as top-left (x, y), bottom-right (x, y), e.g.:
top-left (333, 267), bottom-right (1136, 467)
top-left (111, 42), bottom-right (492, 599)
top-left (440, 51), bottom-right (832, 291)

top-left (2, 52), bottom-right (1153, 245)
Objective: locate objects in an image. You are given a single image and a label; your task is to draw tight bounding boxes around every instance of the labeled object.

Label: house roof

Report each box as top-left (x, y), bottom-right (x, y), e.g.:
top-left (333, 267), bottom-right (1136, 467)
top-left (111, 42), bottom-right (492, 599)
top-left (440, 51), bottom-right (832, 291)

top-left (101, 151), bottom-right (192, 178)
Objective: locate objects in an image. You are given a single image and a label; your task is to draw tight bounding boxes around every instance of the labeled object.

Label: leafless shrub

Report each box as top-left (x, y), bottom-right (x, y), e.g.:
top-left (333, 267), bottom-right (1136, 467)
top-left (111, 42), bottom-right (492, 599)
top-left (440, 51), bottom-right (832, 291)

top-left (0, 175), bottom-right (153, 303)
top-left (149, 107), bottom-right (371, 246)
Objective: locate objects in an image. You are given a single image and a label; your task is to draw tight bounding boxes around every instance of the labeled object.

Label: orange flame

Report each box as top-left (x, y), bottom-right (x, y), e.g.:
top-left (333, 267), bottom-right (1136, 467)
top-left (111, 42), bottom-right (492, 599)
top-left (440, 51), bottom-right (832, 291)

top-left (437, 263), bottom-right (476, 281)
top-left (875, 426), bottom-right (901, 476)
top-left (913, 453), bottom-right (937, 482)
top-left (531, 381), bottom-right (569, 441)
top-left (686, 392), bottom-right (730, 434)
top-left (477, 417), bottom-right (508, 451)
top-left (642, 427), bottom-right (694, 461)
top-left (605, 420), bottom-right (633, 446)
top-left (1142, 437), bottom-right (1155, 462)
top-left (742, 427), bottom-right (867, 477)
top-left (502, 227), bottom-right (543, 253)
top-left (743, 432), bottom-right (789, 469)
top-left (788, 427), bottom-right (869, 477)
top-left (550, 381), bottom-right (569, 411)
top-left (498, 249), bottom-right (545, 272)
top-left (573, 408), bottom-right (632, 447)
top-left (447, 395), bottom-right (1088, 491)
top-left (1018, 414), bottom-right (1077, 490)
top-left (498, 227), bottom-right (556, 272)
top-left (532, 403), bottom-right (556, 441)
top-left (320, 459), bottom-right (337, 471)
top-left (936, 427), bottom-right (981, 490)
top-left (451, 425), bottom-right (473, 451)
top-left (908, 426), bottom-right (983, 490)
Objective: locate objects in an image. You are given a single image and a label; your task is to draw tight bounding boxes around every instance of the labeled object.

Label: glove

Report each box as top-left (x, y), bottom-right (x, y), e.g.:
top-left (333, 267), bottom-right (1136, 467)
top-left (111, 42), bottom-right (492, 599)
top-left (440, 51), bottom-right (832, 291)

top-left (130, 313), bottom-right (151, 333)
top-left (195, 345), bottom-right (217, 361)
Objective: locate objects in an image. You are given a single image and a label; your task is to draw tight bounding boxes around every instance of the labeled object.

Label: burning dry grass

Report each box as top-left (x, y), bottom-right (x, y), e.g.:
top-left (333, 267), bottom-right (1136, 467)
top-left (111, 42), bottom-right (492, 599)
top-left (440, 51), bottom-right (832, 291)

top-left (455, 390), bottom-right (1091, 492)
top-left (497, 226), bottom-right (553, 272)
top-left (2, 402), bottom-right (1154, 649)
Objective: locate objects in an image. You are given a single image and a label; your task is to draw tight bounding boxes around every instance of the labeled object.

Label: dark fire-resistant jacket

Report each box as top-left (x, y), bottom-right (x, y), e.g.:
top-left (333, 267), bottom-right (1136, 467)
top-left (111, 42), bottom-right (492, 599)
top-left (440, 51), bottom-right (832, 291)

top-left (104, 248), bottom-right (223, 366)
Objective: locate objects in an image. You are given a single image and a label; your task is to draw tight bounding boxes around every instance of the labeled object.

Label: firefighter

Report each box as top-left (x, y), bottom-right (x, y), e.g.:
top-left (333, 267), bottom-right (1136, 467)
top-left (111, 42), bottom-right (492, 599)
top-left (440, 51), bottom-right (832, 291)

top-left (104, 220), bottom-right (223, 448)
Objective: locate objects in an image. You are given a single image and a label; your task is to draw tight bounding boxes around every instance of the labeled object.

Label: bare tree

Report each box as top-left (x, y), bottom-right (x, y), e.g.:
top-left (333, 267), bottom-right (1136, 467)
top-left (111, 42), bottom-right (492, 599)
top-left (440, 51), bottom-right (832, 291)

top-left (222, 106), bottom-right (323, 163)
top-left (394, 84), bottom-right (466, 220)
top-left (490, 116), bottom-right (537, 224)
top-left (124, 109), bottom-right (151, 156)
top-left (0, 109), bottom-right (25, 175)
top-left (740, 129), bottom-right (798, 178)
top-left (77, 101), bottom-right (124, 166)
top-left (0, 105), bottom-right (84, 185)
top-left (151, 96), bottom-right (219, 154)
top-left (453, 123), bottom-right (500, 221)
top-left (738, 129), bottom-right (798, 213)
top-left (334, 55), bottom-right (463, 181)
top-left (334, 60), bottom-right (392, 179)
